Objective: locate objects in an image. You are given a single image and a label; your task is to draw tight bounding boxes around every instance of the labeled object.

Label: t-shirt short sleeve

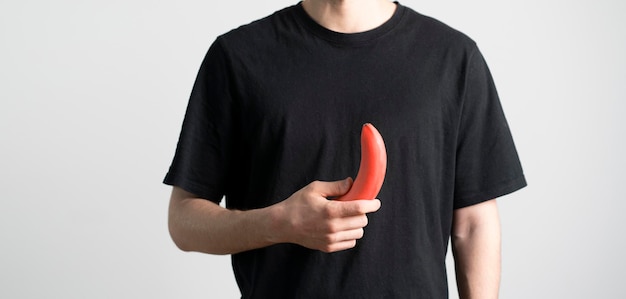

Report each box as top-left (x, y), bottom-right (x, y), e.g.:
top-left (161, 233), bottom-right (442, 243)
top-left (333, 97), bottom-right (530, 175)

top-left (163, 38), bottom-right (235, 203)
top-left (453, 46), bottom-right (526, 209)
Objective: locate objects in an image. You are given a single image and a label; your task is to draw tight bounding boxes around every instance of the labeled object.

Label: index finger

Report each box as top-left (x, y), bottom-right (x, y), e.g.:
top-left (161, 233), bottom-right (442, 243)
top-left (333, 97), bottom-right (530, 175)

top-left (330, 199), bottom-right (381, 217)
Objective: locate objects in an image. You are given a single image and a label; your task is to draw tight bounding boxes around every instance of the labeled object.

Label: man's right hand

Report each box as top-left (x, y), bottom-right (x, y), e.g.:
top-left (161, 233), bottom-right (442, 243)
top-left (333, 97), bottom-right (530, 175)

top-left (268, 178), bottom-right (382, 253)
top-left (168, 178), bottom-right (381, 255)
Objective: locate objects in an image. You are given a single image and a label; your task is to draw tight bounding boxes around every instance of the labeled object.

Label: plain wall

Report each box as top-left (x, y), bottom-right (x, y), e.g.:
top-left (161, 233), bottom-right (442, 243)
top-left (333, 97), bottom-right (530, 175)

top-left (1, 0), bottom-right (624, 298)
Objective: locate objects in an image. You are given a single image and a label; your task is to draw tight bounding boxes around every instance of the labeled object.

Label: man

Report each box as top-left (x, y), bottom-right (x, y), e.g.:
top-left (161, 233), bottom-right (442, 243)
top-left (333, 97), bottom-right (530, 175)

top-left (164, 0), bottom-right (526, 298)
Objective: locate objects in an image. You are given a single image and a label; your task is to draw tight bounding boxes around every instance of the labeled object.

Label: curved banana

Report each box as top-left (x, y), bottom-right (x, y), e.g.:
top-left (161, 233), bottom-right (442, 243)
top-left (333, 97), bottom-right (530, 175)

top-left (336, 123), bottom-right (387, 201)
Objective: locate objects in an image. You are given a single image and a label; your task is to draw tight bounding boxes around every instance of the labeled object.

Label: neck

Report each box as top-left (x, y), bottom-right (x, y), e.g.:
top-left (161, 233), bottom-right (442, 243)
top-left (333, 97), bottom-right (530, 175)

top-left (301, 0), bottom-right (397, 33)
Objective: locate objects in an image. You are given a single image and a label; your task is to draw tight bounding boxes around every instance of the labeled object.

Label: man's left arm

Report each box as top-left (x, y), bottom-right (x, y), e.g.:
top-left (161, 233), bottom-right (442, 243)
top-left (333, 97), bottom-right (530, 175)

top-left (452, 199), bottom-right (501, 299)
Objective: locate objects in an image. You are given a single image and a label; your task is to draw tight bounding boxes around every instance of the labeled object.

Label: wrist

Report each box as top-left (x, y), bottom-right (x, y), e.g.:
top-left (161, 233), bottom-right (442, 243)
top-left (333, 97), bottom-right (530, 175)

top-left (261, 202), bottom-right (287, 245)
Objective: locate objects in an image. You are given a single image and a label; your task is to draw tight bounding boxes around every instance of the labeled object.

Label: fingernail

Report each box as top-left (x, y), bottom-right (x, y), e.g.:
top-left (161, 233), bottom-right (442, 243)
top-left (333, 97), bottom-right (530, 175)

top-left (345, 177), bottom-right (353, 187)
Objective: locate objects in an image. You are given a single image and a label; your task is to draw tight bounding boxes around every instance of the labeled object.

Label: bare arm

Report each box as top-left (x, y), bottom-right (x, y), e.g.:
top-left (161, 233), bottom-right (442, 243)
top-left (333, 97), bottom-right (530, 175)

top-left (168, 178), bottom-right (381, 255)
top-left (452, 199), bottom-right (501, 299)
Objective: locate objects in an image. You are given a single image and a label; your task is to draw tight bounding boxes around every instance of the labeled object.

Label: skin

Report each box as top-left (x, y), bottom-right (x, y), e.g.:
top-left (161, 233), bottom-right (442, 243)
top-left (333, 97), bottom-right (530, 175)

top-left (301, 0), bottom-right (397, 33)
top-left (169, 178), bottom-right (381, 254)
top-left (169, 0), bottom-right (503, 297)
top-left (452, 199), bottom-right (501, 299)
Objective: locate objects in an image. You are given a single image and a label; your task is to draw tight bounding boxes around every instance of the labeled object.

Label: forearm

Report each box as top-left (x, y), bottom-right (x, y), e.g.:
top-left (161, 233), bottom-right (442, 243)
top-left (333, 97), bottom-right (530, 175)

top-left (452, 200), bottom-right (501, 299)
top-left (168, 188), bottom-right (276, 255)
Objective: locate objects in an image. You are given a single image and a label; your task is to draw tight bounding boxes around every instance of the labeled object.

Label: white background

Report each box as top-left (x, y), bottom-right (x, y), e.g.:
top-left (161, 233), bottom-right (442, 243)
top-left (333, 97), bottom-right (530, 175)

top-left (1, 0), bottom-right (624, 298)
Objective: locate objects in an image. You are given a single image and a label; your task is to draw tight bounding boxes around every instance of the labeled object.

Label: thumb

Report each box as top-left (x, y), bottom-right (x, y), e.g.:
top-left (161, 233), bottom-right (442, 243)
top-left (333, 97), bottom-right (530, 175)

top-left (315, 177), bottom-right (353, 198)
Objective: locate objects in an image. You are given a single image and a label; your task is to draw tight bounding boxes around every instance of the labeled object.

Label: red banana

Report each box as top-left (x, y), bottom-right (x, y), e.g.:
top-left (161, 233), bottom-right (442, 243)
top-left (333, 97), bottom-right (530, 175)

top-left (336, 123), bottom-right (387, 201)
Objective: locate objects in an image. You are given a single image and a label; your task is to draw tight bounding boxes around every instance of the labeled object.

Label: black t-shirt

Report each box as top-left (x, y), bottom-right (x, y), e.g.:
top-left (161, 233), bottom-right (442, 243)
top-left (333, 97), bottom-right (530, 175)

top-left (164, 2), bottom-right (526, 298)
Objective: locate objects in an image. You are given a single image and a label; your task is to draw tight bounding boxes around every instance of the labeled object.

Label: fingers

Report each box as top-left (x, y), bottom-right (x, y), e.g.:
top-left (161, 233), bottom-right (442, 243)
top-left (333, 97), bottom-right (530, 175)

top-left (308, 178), bottom-right (353, 198)
top-left (328, 199), bottom-right (381, 218)
top-left (317, 229), bottom-right (365, 253)
top-left (305, 179), bottom-right (381, 216)
top-left (319, 214), bottom-right (368, 236)
top-left (320, 240), bottom-right (358, 253)
top-left (311, 209), bottom-right (376, 253)
top-left (282, 179), bottom-right (382, 253)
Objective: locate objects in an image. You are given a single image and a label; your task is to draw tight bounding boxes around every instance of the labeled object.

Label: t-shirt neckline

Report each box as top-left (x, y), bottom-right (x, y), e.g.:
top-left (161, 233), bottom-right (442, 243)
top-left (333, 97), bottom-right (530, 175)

top-left (294, 1), bottom-right (406, 46)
